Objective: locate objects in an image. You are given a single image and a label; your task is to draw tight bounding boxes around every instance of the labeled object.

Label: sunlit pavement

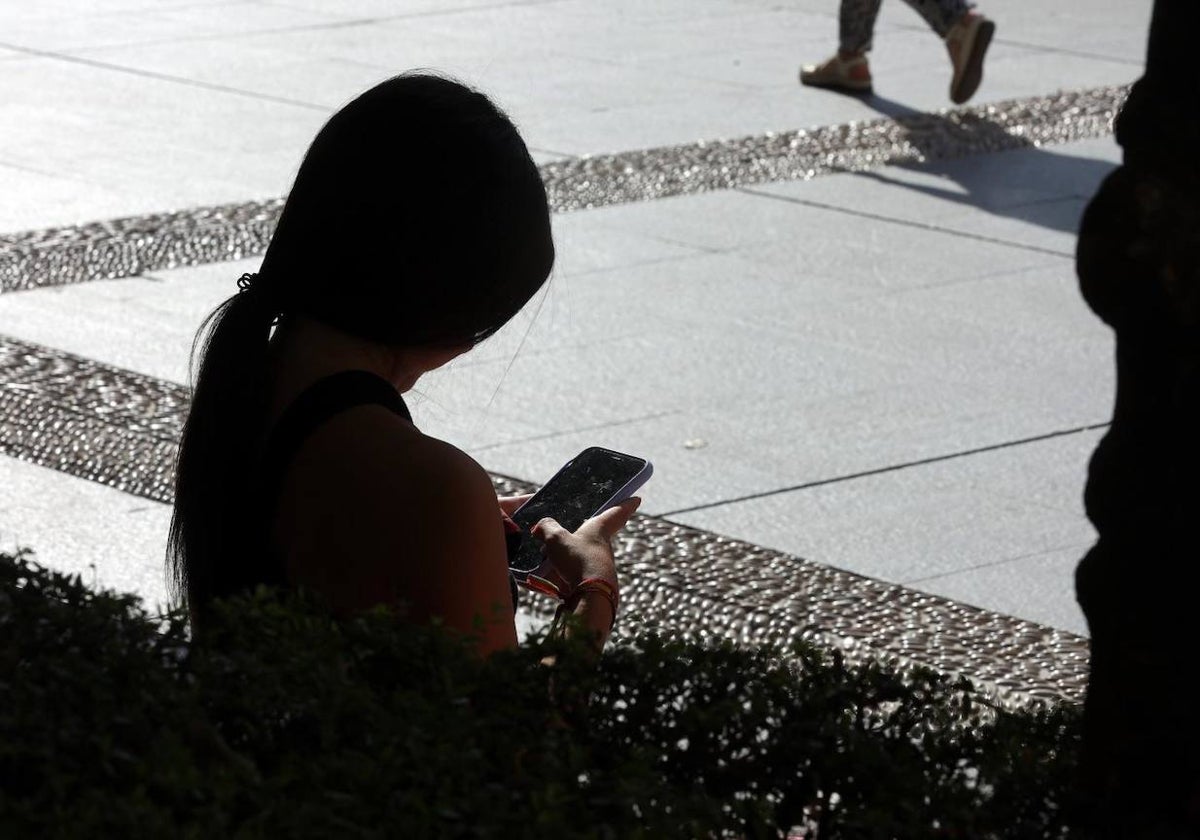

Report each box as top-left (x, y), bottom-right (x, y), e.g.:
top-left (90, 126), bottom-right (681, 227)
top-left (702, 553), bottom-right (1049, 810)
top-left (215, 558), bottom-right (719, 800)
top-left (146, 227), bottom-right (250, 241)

top-left (0, 1), bottom-right (1149, 650)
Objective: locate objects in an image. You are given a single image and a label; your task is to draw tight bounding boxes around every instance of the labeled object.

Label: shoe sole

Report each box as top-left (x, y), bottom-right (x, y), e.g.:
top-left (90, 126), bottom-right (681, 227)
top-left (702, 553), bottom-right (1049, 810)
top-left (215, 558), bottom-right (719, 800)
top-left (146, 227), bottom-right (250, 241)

top-left (799, 74), bottom-right (873, 95)
top-left (950, 19), bottom-right (994, 105)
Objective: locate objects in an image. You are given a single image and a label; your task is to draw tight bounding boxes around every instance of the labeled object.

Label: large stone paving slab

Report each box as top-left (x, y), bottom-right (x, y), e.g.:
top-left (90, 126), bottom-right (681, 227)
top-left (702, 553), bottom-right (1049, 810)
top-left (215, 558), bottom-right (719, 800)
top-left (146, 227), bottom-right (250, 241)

top-left (1, 0), bottom-right (1145, 230)
top-left (672, 426), bottom-right (1103, 635)
top-left (0, 55), bottom-right (328, 232)
top-left (910, 545), bottom-right (1091, 638)
top-left (0, 456), bottom-right (174, 608)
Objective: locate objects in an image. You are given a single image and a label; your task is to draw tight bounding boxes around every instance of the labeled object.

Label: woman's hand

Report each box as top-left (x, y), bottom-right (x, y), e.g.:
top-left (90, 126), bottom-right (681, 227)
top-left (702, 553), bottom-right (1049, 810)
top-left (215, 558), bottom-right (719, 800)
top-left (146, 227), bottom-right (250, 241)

top-left (531, 498), bottom-right (641, 652)
top-left (529, 497), bottom-right (641, 593)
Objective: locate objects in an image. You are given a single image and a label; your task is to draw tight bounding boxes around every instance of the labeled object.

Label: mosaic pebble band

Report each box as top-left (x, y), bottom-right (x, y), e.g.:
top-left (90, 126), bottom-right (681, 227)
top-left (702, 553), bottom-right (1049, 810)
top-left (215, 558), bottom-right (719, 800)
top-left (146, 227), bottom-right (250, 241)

top-left (1, 85), bottom-right (1126, 294)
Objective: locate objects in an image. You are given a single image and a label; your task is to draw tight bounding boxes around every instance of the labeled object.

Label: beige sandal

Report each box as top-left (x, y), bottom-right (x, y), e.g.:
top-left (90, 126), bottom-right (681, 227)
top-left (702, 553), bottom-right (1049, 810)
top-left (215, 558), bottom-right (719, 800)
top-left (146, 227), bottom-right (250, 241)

top-left (799, 53), bottom-right (873, 94)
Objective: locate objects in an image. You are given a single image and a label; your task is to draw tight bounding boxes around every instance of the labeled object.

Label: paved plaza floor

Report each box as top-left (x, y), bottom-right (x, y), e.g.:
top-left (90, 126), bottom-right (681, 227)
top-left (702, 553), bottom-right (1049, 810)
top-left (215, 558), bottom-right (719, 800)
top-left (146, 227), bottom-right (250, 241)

top-left (0, 0), bottom-right (1152, 692)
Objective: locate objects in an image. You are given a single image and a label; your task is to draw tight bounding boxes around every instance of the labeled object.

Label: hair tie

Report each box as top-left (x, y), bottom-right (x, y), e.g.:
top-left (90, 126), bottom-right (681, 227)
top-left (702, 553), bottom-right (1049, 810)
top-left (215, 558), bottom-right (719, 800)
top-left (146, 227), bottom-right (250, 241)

top-left (236, 272), bottom-right (282, 325)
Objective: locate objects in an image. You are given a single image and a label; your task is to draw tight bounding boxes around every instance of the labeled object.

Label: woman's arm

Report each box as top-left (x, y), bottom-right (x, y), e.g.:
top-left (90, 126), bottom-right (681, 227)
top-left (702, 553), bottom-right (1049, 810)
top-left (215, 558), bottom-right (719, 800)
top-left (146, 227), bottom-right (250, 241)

top-left (396, 444), bottom-right (519, 654)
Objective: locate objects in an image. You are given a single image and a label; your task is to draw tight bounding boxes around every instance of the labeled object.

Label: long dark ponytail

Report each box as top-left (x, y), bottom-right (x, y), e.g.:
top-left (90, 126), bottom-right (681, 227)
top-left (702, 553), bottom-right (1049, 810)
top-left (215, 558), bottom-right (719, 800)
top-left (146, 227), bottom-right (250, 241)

top-left (168, 73), bottom-right (554, 612)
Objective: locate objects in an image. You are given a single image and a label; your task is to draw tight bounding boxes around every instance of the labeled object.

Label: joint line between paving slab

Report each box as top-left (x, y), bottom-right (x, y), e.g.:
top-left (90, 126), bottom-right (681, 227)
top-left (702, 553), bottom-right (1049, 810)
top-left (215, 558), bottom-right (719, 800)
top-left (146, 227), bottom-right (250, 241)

top-left (738, 187), bottom-right (1075, 258)
top-left (62, 0), bottom-right (570, 55)
top-left (886, 22), bottom-right (1145, 68)
top-left (903, 540), bottom-right (1093, 586)
top-left (0, 40), bottom-right (328, 112)
top-left (992, 40), bottom-right (1144, 68)
top-left (467, 410), bottom-right (684, 452)
top-left (657, 421), bottom-right (1111, 518)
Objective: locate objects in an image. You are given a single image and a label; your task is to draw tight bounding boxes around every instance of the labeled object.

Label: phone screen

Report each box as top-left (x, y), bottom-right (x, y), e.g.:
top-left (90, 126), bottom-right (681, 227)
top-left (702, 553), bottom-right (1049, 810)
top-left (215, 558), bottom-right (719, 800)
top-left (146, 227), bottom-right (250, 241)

top-left (508, 447), bottom-right (648, 574)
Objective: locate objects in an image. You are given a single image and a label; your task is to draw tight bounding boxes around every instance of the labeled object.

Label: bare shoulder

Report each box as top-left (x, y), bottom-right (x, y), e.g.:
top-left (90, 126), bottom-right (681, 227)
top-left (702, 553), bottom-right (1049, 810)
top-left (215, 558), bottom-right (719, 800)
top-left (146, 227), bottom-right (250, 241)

top-left (278, 404), bottom-right (508, 623)
top-left (355, 408), bottom-right (490, 502)
top-left (295, 404), bottom-right (496, 525)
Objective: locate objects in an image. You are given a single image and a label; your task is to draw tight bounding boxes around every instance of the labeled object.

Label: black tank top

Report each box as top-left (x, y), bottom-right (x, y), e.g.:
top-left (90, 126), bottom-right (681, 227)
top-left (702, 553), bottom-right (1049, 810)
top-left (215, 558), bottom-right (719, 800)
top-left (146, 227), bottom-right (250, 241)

top-left (257, 369), bottom-right (518, 611)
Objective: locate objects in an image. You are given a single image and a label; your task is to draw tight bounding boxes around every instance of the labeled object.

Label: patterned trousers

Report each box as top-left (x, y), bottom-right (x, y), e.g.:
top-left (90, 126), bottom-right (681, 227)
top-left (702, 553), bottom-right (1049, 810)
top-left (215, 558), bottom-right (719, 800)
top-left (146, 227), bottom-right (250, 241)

top-left (840, 0), bottom-right (974, 52)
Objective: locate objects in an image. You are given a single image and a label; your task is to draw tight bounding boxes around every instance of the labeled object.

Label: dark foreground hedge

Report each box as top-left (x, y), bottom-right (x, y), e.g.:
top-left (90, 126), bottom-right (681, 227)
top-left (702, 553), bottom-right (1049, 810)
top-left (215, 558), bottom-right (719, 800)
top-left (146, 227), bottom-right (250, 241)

top-left (0, 549), bottom-right (1082, 838)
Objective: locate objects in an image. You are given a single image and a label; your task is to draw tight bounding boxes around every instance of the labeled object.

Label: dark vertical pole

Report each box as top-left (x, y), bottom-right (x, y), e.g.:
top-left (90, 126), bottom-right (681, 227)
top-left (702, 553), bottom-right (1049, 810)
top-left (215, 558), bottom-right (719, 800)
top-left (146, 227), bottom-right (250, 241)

top-left (1076, 0), bottom-right (1200, 834)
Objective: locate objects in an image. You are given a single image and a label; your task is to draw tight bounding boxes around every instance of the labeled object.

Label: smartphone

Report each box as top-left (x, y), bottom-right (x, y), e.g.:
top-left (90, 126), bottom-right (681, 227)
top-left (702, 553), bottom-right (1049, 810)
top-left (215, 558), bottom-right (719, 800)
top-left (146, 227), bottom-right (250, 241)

top-left (507, 446), bottom-right (653, 581)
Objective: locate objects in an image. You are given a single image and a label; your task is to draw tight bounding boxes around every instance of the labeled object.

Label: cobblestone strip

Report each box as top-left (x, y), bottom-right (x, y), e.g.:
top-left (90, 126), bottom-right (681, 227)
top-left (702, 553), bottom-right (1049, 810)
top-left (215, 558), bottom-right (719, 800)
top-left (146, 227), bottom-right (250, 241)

top-left (504, 478), bottom-right (1090, 707)
top-left (0, 333), bottom-right (1090, 703)
top-left (0, 336), bottom-right (185, 501)
top-left (541, 85), bottom-right (1126, 212)
top-left (0, 200), bottom-right (283, 294)
top-left (1, 85), bottom-right (1127, 293)
top-left (617, 521), bottom-right (1088, 707)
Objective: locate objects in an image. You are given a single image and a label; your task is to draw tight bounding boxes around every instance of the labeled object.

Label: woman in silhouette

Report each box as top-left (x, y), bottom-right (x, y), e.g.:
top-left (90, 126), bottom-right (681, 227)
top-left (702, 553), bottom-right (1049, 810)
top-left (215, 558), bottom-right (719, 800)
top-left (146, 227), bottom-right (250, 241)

top-left (169, 73), bottom-right (635, 653)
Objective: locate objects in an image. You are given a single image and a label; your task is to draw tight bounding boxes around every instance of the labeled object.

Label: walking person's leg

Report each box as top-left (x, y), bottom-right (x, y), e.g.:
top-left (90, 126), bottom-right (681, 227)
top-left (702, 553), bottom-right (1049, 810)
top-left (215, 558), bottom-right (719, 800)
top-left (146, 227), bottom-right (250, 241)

top-left (799, 0), bottom-right (882, 94)
top-left (901, 0), bottom-right (996, 103)
top-left (900, 0), bottom-right (973, 37)
top-left (799, 0), bottom-right (996, 103)
top-left (840, 0), bottom-right (885, 53)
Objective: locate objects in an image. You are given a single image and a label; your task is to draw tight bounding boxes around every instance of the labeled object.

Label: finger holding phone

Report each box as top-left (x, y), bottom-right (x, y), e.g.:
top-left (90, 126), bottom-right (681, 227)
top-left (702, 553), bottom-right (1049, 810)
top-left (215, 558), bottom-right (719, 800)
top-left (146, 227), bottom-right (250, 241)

top-left (532, 497), bottom-right (641, 590)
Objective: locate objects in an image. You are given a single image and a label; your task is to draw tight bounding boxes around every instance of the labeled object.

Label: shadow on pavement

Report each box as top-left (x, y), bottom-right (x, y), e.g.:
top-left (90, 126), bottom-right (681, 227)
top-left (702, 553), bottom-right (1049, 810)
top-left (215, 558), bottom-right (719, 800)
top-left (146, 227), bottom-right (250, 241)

top-left (859, 92), bottom-right (1118, 234)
